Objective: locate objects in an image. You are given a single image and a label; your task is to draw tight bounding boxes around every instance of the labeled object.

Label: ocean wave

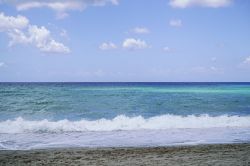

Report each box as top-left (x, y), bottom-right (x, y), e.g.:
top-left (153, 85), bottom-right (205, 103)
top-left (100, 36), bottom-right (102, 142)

top-left (0, 114), bottom-right (250, 133)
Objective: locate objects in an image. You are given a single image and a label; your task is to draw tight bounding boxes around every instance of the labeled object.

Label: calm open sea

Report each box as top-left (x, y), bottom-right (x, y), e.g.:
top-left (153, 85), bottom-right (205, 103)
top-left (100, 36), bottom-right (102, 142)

top-left (0, 82), bottom-right (250, 150)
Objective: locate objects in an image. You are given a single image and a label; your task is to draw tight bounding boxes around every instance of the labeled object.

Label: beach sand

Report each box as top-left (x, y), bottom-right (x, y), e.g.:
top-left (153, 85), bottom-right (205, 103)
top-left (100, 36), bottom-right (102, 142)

top-left (0, 143), bottom-right (249, 166)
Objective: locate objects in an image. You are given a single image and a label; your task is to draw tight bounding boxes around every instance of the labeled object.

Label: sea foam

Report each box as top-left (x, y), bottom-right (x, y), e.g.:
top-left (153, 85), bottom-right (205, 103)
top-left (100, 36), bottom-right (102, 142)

top-left (0, 114), bottom-right (250, 133)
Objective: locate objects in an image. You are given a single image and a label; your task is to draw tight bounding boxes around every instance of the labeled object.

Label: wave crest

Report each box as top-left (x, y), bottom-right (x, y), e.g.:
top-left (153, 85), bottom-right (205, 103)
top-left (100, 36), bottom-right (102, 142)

top-left (0, 114), bottom-right (250, 133)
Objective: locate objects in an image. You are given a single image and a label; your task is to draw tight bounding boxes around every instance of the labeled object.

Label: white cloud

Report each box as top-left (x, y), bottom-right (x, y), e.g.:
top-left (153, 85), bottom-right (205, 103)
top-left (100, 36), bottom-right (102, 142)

top-left (17, 1), bottom-right (84, 19)
top-left (244, 56), bottom-right (250, 64)
top-left (169, 19), bottom-right (182, 27)
top-left (99, 42), bottom-right (117, 50)
top-left (0, 62), bottom-right (5, 67)
top-left (210, 66), bottom-right (219, 71)
top-left (2, 0), bottom-right (119, 19)
top-left (122, 38), bottom-right (149, 50)
top-left (110, 0), bottom-right (119, 5)
top-left (209, 66), bottom-right (224, 73)
top-left (169, 0), bottom-right (232, 8)
top-left (132, 27), bottom-right (150, 34)
top-left (0, 12), bottom-right (70, 54)
top-left (0, 12), bottom-right (29, 31)
top-left (16, 1), bottom-right (84, 11)
top-left (14, 25), bottom-right (70, 53)
top-left (7, 28), bottom-right (30, 46)
top-left (163, 46), bottom-right (171, 52)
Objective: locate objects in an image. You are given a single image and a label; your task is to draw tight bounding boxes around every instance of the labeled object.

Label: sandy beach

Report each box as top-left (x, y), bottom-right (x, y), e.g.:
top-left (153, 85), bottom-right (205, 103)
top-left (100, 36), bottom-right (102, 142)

top-left (0, 143), bottom-right (249, 166)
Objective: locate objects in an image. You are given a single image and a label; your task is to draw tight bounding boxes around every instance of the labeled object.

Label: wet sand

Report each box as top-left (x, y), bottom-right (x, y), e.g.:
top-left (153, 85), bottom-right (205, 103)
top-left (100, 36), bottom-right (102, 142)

top-left (0, 143), bottom-right (250, 166)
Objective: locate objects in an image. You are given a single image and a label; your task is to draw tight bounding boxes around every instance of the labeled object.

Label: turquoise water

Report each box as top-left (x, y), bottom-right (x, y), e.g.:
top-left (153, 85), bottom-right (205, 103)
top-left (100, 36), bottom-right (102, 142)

top-left (0, 82), bottom-right (250, 149)
top-left (1, 82), bottom-right (250, 120)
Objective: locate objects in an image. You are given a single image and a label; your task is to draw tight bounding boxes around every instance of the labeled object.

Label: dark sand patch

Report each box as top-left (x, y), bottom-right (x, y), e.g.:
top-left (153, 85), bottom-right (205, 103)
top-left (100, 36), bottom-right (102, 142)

top-left (0, 143), bottom-right (250, 166)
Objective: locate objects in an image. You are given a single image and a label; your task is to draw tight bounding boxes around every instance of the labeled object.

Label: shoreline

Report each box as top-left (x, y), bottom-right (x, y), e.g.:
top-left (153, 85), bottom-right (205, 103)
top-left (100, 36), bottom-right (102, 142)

top-left (1, 143), bottom-right (249, 165)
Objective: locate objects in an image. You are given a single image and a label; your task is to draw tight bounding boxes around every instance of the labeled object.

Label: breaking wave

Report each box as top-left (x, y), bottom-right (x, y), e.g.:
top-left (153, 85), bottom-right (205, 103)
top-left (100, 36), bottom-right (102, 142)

top-left (0, 114), bottom-right (250, 133)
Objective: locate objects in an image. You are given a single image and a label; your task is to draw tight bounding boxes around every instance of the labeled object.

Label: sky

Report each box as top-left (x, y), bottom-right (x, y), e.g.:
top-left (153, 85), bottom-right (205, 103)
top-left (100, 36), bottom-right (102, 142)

top-left (0, 0), bottom-right (250, 82)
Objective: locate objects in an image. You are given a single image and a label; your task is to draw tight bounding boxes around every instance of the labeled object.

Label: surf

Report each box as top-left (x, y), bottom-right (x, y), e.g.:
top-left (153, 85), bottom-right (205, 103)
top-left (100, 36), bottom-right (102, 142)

top-left (1, 114), bottom-right (250, 133)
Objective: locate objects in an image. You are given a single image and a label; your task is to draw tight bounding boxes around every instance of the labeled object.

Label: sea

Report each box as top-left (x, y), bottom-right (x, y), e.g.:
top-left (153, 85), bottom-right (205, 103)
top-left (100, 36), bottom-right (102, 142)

top-left (0, 82), bottom-right (250, 150)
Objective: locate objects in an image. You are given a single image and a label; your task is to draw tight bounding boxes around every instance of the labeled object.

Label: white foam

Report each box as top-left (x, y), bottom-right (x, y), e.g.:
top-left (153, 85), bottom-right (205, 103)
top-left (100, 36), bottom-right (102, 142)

top-left (1, 128), bottom-right (250, 150)
top-left (0, 114), bottom-right (250, 133)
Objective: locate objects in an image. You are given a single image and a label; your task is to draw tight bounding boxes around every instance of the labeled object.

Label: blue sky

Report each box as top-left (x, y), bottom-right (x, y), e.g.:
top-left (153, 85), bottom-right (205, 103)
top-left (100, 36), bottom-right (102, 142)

top-left (0, 0), bottom-right (250, 82)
